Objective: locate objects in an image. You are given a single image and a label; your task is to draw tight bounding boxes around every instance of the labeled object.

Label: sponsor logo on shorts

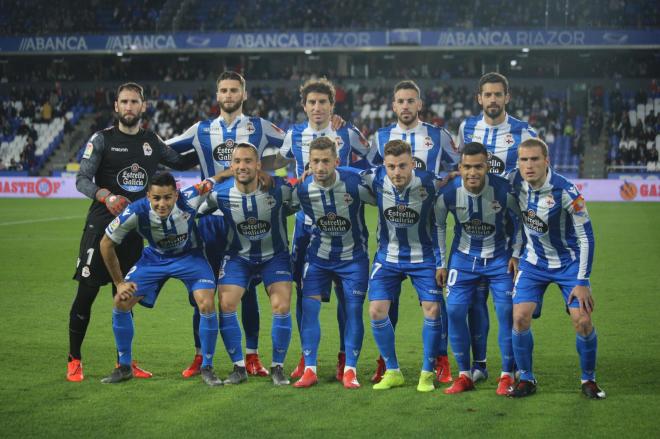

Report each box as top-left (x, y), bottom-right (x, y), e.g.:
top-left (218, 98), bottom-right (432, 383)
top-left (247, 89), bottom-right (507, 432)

top-left (522, 209), bottom-right (549, 235)
top-left (428, 289), bottom-right (442, 295)
top-left (487, 152), bottom-right (506, 174)
top-left (198, 279), bottom-right (215, 285)
top-left (275, 270), bottom-right (291, 275)
top-left (352, 290), bottom-right (366, 296)
top-left (461, 219), bottom-right (496, 236)
top-left (316, 212), bottom-right (351, 236)
top-left (237, 217), bottom-right (271, 240)
top-left (384, 204), bottom-right (420, 228)
top-left (117, 163), bottom-right (148, 192)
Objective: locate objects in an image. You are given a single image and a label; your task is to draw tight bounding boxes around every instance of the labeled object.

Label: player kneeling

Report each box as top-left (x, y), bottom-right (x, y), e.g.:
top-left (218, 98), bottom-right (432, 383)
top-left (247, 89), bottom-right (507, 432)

top-left (99, 172), bottom-right (223, 386)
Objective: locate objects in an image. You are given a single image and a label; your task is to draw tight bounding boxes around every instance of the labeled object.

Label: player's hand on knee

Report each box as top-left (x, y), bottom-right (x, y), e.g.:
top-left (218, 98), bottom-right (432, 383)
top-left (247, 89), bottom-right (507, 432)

top-left (116, 281), bottom-right (137, 301)
top-left (508, 257), bottom-right (519, 278)
top-left (568, 285), bottom-right (594, 315)
top-left (436, 268), bottom-right (448, 288)
top-left (96, 189), bottom-right (130, 216)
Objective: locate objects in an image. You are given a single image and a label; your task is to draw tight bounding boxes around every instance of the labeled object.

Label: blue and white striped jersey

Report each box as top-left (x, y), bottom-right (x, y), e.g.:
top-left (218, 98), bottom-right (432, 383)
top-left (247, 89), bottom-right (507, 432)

top-left (208, 177), bottom-right (293, 263)
top-left (458, 114), bottom-right (537, 175)
top-left (434, 174), bottom-right (522, 268)
top-left (362, 167), bottom-right (440, 266)
top-left (279, 121), bottom-right (371, 178)
top-left (367, 122), bottom-right (459, 175)
top-left (293, 167), bottom-right (375, 263)
top-left (105, 183), bottom-right (210, 257)
top-left (166, 114), bottom-right (285, 179)
top-left (509, 168), bottom-right (594, 283)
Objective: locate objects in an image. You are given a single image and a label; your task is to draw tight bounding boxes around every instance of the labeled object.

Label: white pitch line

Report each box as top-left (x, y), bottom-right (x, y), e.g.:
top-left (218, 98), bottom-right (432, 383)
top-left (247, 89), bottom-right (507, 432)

top-left (0, 215), bottom-right (82, 227)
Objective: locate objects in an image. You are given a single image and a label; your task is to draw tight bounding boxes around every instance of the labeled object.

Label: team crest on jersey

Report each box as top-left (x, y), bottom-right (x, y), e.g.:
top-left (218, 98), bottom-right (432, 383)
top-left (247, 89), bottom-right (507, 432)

top-left (117, 163), bottom-right (148, 192)
top-left (412, 157), bottom-right (427, 170)
top-left (143, 142), bottom-right (152, 156)
top-left (522, 209), bottom-right (549, 235)
top-left (343, 193), bottom-right (353, 205)
top-left (316, 212), bottom-right (351, 236)
top-left (384, 204), bottom-right (420, 228)
top-left (213, 139), bottom-right (235, 162)
top-left (238, 217), bottom-right (271, 240)
top-left (181, 211), bottom-right (191, 221)
top-left (505, 133), bottom-right (514, 146)
top-left (423, 136), bottom-right (434, 149)
top-left (543, 195), bottom-right (556, 208)
top-left (491, 200), bottom-right (502, 213)
top-left (487, 152), bottom-right (506, 175)
top-left (245, 121), bottom-right (256, 134)
top-left (264, 195), bottom-right (277, 208)
top-left (82, 142), bottom-right (94, 159)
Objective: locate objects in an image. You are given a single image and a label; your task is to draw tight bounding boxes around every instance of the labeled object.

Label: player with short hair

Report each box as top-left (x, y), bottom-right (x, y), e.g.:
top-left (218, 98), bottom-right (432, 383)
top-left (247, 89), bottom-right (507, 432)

top-left (435, 142), bottom-right (521, 395)
top-left (291, 136), bottom-right (375, 389)
top-left (367, 79), bottom-right (458, 384)
top-left (456, 72), bottom-right (538, 383)
top-left (278, 77), bottom-right (373, 381)
top-left (99, 172), bottom-right (222, 386)
top-left (507, 138), bottom-right (604, 399)
top-left (167, 71), bottom-right (282, 378)
top-left (207, 143), bottom-right (295, 386)
top-left (362, 139), bottom-right (446, 392)
top-left (67, 82), bottom-right (197, 382)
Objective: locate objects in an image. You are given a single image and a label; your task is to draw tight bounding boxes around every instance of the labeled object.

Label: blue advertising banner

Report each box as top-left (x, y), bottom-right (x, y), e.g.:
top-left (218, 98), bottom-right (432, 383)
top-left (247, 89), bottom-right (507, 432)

top-left (0, 29), bottom-right (657, 54)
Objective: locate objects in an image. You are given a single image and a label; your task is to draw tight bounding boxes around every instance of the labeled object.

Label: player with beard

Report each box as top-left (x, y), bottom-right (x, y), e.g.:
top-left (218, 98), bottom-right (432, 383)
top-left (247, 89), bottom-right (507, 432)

top-left (456, 73), bottom-right (537, 384)
top-left (67, 82), bottom-right (197, 382)
top-left (167, 71), bottom-right (283, 379)
top-left (366, 80), bottom-right (458, 384)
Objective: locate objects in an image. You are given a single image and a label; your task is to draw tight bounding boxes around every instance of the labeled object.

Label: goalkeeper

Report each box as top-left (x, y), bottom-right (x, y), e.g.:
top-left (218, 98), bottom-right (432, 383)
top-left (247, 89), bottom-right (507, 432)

top-left (66, 82), bottom-right (197, 382)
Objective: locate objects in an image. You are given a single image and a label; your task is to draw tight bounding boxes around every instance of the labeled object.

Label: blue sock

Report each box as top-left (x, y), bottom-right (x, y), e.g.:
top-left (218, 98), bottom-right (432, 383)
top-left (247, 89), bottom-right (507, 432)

top-left (389, 297), bottom-right (400, 330)
top-left (512, 328), bottom-right (535, 381)
top-left (295, 286), bottom-right (303, 334)
top-left (301, 298), bottom-right (321, 367)
top-left (371, 317), bottom-right (398, 369)
top-left (576, 329), bottom-right (597, 381)
top-left (241, 282), bottom-right (260, 351)
top-left (344, 301), bottom-right (364, 368)
top-left (447, 304), bottom-right (471, 372)
top-left (439, 299), bottom-right (448, 356)
top-left (422, 316), bottom-right (443, 372)
top-left (112, 309), bottom-right (133, 366)
top-left (495, 302), bottom-right (514, 373)
top-left (219, 311), bottom-right (243, 363)
top-left (468, 287), bottom-right (490, 365)
top-left (192, 305), bottom-right (201, 349)
top-left (199, 312), bottom-right (219, 367)
top-left (335, 283), bottom-right (346, 352)
top-left (271, 313), bottom-right (292, 364)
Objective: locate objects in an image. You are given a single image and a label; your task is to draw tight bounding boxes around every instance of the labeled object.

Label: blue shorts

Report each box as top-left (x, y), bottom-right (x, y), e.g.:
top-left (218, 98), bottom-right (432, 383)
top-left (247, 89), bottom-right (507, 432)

top-left (197, 213), bottom-right (227, 277)
top-left (124, 249), bottom-right (216, 308)
top-left (445, 252), bottom-right (514, 306)
top-left (302, 257), bottom-right (369, 303)
top-left (291, 213), bottom-right (312, 283)
top-left (513, 259), bottom-right (590, 308)
top-left (218, 251), bottom-right (292, 289)
top-left (368, 254), bottom-right (443, 303)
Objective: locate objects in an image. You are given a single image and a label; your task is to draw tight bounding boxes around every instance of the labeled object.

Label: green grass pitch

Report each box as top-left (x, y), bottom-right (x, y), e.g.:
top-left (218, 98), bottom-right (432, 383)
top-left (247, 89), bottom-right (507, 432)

top-left (0, 199), bottom-right (658, 438)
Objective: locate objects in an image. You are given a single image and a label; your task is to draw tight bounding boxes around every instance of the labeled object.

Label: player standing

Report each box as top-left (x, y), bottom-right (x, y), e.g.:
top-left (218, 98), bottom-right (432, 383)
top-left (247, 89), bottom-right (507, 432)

top-left (291, 137), bottom-right (375, 389)
top-left (367, 80), bottom-right (458, 384)
top-left (456, 72), bottom-right (537, 383)
top-left (99, 173), bottom-right (222, 386)
top-left (435, 142), bottom-right (521, 395)
top-left (67, 82), bottom-right (196, 382)
top-left (363, 139), bottom-right (446, 392)
top-left (167, 71), bottom-right (283, 378)
top-left (208, 143), bottom-right (295, 386)
top-left (507, 138), bottom-right (605, 399)
top-left (278, 78), bottom-right (373, 381)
